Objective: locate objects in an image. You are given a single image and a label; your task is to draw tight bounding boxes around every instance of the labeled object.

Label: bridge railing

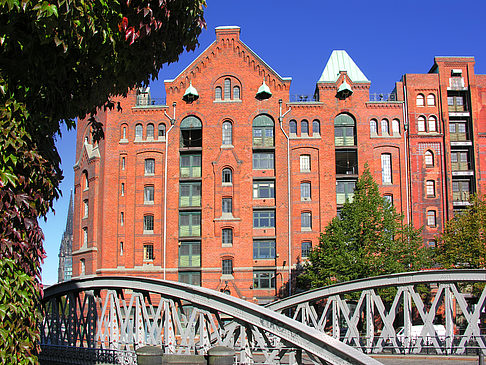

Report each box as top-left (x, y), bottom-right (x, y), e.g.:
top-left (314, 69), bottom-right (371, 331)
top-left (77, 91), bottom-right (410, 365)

top-left (40, 276), bottom-right (380, 365)
top-left (267, 269), bottom-right (486, 355)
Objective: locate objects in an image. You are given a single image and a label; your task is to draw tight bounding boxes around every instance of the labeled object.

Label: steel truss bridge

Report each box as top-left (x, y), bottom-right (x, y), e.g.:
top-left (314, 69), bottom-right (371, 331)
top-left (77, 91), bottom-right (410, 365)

top-left (40, 270), bottom-right (486, 364)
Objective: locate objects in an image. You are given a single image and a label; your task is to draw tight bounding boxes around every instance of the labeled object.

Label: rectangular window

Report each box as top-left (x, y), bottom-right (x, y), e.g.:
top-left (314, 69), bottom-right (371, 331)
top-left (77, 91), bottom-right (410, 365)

top-left (180, 154), bottom-right (202, 178)
top-left (83, 227), bottom-right (88, 246)
top-left (300, 155), bottom-right (311, 172)
top-left (222, 197), bottom-right (232, 213)
top-left (222, 228), bottom-right (233, 246)
top-left (301, 212), bottom-right (312, 230)
top-left (252, 127), bottom-right (274, 147)
top-left (335, 150), bottom-right (358, 175)
top-left (452, 180), bottom-right (470, 202)
top-left (179, 241), bottom-right (201, 267)
top-left (334, 126), bottom-right (355, 146)
top-left (120, 212), bottom-right (124, 226)
top-left (178, 271), bottom-right (201, 286)
top-left (253, 270), bottom-right (275, 289)
top-left (253, 210), bottom-right (275, 228)
top-left (381, 153), bottom-right (392, 184)
top-left (301, 182), bottom-right (311, 200)
top-left (252, 152), bottom-right (274, 169)
top-left (383, 194), bottom-right (393, 206)
top-left (121, 183), bottom-right (125, 196)
top-left (121, 156), bottom-right (126, 170)
top-left (427, 210), bottom-right (437, 227)
top-left (144, 185), bottom-right (154, 204)
top-left (253, 180), bottom-right (275, 199)
top-left (179, 182), bottom-right (201, 207)
top-left (426, 180), bottom-right (435, 197)
top-left (143, 215), bottom-right (154, 233)
top-left (301, 241), bottom-right (312, 258)
top-left (179, 212), bottom-right (201, 237)
top-left (222, 259), bottom-right (233, 275)
top-left (451, 151), bottom-right (469, 171)
top-left (450, 122), bottom-right (467, 141)
top-left (143, 244), bottom-right (154, 261)
top-left (145, 158), bottom-right (155, 175)
top-left (120, 241), bottom-right (124, 256)
top-left (253, 240), bottom-right (276, 259)
top-left (336, 180), bottom-right (356, 205)
top-left (83, 199), bottom-right (88, 218)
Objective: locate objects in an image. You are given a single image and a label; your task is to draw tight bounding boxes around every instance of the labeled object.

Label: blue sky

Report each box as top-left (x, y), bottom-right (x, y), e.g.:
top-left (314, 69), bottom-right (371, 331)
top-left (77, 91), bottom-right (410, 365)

top-left (39, 0), bottom-right (486, 285)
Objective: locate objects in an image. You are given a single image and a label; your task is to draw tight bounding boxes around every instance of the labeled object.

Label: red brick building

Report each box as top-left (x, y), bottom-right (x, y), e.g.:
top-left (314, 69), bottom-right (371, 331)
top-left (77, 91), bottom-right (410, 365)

top-left (72, 26), bottom-right (486, 303)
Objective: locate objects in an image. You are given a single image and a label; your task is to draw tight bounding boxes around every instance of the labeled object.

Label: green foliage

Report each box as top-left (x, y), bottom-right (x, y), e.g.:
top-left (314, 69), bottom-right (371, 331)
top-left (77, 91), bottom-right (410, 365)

top-left (297, 166), bottom-right (431, 291)
top-left (0, 258), bottom-right (41, 364)
top-left (435, 195), bottom-right (486, 268)
top-left (0, 0), bottom-right (206, 361)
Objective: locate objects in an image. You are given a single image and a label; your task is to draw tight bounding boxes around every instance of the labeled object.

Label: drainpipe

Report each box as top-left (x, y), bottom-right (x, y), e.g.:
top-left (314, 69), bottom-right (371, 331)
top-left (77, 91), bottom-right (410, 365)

top-left (402, 82), bottom-right (411, 225)
top-left (163, 102), bottom-right (176, 280)
top-left (278, 99), bottom-right (292, 296)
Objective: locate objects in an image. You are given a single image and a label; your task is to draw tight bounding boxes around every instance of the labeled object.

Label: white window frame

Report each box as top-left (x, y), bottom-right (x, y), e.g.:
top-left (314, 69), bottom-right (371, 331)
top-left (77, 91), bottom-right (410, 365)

top-left (381, 153), bottom-right (392, 184)
top-left (300, 155), bottom-right (311, 172)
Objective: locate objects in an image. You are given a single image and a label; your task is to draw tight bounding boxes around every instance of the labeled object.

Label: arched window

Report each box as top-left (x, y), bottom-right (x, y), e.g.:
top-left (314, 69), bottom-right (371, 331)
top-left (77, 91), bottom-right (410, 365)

top-left (222, 228), bottom-right (233, 246)
top-left (180, 116), bottom-right (202, 148)
top-left (417, 116), bottom-right (426, 132)
top-left (121, 125), bottom-right (127, 140)
top-left (233, 86), bottom-right (240, 100)
top-left (158, 123), bottom-right (166, 139)
top-left (222, 168), bottom-right (232, 184)
top-left (135, 124), bottom-right (143, 139)
top-left (222, 121), bottom-right (232, 145)
top-left (215, 86), bottom-right (222, 100)
top-left (146, 123), bottom-right (154, 139)
top-left (301, 120), bottom-right (309, 135)
top-left (424, 150), bottom-right (434, 167)
top-left (301, 241), bottom-right (312, 258)
top-left (83, 171), bottom-right (89, 190)
top-left (427, 93), bottom-right (436, 106)
top-left (224, 78), bottom-right (231, 100)
top-left (312, 120), bottom-right (320, 135)
top-left (334, 114), bottom-right (356, 146)
top-left (370, 119), bottom-right (378, 134)
top-left (252, 115), bottom-right (274, 147)
top-left (289, 120), bottom-right (297, 134)
top-left (392, 119), bottom-right (400, 135)
top-left (80, 258), bottom-right (86, 276)
top-left (301, 211), bottom-right (312, 230)
top-left (428, 115), bottom-right (437, 132)
top-left (416, 94), bottom-right (425, 106)
top-left (381, 119), bottom-right (389, 135)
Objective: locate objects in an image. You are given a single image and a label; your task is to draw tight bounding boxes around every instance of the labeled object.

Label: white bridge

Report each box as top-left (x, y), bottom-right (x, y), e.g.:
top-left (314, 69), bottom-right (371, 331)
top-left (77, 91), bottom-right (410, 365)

top-left (40, 270), bottom-right (486, 364)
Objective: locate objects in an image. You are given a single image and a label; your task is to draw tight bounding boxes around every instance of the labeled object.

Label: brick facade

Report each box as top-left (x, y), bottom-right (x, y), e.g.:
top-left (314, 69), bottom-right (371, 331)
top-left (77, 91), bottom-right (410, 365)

top-left (71, 26), bottom-right (486, 303)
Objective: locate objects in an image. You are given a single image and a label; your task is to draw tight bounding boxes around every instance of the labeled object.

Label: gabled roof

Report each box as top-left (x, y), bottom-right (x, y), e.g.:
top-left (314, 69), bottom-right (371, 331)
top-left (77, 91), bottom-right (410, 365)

top-left (165, 26), bottom-right (291, 84)
top-left (319, 50), bottom-right (369, 83)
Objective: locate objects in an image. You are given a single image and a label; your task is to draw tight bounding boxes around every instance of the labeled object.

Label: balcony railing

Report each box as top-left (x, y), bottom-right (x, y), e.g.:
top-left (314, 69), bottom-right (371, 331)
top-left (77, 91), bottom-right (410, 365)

top-left (136, 95), bottom-right (166, 106)
top-left (289, 94), bottom-right (318, 102)
top-left (369, 93), bottom-right (398, 102)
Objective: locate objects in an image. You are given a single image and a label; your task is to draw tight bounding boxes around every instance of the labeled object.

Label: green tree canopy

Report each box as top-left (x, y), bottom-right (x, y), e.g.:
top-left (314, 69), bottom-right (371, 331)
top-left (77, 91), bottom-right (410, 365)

top-left (0, 0), bottom-right (205, 361)
top-left (435, 195), bottom-right (486, 269)
top-left (297, 166), bottom-right (431, 290)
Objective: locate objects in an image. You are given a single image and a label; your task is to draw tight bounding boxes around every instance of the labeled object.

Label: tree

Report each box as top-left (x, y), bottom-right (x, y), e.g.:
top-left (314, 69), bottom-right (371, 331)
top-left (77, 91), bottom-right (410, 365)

top-left (435, 195), bottom-right (486, 269)
top-left (0, 0), bottom-right (205, 361)
top-left (297, 166), bottom-right (431, 290)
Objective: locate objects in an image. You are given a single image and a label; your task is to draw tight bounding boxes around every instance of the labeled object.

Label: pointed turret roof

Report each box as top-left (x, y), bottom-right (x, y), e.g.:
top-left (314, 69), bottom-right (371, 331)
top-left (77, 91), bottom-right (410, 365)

top-left (64, 189), bottom-right (74, 236)
top-left (319, 50), bottom-right (369, 83)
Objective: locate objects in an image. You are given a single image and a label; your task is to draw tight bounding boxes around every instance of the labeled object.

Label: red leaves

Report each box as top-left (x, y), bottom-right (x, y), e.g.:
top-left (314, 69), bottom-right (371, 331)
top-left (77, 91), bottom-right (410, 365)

top-left (118, 16), bottom-right (128, 32)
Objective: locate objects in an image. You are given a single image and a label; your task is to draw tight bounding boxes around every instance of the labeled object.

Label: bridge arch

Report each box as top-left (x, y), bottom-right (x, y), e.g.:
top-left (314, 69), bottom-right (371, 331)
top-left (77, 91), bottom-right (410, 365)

top-left (41, 276), bottom-right (379, 364)
top-left (268, 270), bottom-right (486, 355)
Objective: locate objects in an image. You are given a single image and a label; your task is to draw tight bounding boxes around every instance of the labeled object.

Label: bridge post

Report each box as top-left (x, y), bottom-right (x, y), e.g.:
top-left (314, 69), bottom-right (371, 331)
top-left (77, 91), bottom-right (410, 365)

top-left (136, 345), bottom-right (163, 365)
top-left (208, 346), bottom-right (235, 365)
